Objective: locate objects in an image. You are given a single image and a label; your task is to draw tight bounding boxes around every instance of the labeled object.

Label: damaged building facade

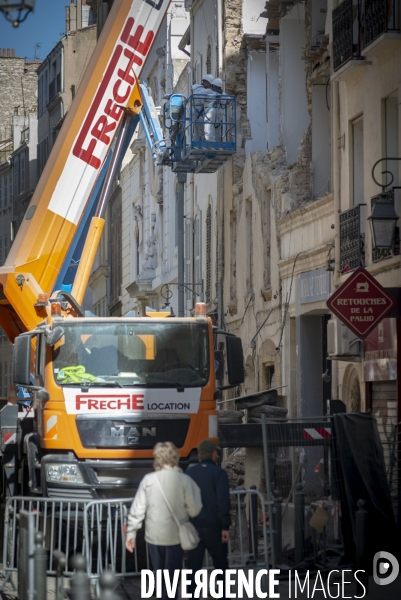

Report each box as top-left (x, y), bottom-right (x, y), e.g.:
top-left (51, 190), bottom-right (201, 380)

top-left (91, 0), bottom-right (400, 492)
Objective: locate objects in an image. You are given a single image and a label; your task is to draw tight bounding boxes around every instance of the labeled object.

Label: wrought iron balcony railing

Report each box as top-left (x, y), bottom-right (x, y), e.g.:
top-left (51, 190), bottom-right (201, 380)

top-left (339, 204), bottom-right (366, 272)
top-left (333, 0), bottom-right (361, 71)
top-left (365, 0), bottom-right (400, 47)
top-left (333, 0), bottom-right (401, 71)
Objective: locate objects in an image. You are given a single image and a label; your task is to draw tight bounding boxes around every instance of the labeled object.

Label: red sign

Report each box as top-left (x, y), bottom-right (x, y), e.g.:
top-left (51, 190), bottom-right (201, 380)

top-left (326, 268), bottom-right (396, 339)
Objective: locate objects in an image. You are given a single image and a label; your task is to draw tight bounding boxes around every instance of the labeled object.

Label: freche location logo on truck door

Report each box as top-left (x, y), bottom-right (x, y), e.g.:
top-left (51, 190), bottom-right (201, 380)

top-left (326, 267), bottom-right (396, 339)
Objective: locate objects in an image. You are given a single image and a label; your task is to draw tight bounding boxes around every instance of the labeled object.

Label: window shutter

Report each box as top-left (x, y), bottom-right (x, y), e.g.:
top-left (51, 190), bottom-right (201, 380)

top-left (206, 42), bottom-right (212, 74)
top-left (195, 212), bottom-right (202, 289)
top-left (185, 218), bottom-right (193, 304)
top-left (206, 205), bottom-right (211, 303)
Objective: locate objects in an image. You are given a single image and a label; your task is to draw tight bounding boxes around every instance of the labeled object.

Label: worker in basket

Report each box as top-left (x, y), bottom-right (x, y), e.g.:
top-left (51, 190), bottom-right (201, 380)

top-left (191, 74), bottom-right (214, 141)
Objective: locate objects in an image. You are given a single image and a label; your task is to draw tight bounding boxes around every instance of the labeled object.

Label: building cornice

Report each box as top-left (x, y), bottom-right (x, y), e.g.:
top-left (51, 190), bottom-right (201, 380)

top-left (278, 243), bottom-right (334, 279)
top-left (278, 193), bottom-right (334, 236)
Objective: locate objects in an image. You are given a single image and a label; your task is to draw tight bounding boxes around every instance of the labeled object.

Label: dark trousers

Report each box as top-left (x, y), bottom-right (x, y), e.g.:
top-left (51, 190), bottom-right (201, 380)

top-left (187, 528), bottom-right (228, 598)
top-left (148, 543), bottom-right (183, 600)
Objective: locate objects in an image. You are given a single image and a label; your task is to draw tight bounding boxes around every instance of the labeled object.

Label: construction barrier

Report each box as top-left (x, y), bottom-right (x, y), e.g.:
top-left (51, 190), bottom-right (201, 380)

top-left (1, 488), bottom-right (271, 589)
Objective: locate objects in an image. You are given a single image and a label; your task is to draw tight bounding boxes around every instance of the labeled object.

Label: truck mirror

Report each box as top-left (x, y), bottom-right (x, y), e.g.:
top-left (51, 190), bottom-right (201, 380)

top-left (46, 326), bottom-right (64, 346)
top-left (226, 336), bottom-right (244, 385)
top-left (13, 335), bottom-right (32, 387)
top-left (37, 388), bottom-right (50, 401)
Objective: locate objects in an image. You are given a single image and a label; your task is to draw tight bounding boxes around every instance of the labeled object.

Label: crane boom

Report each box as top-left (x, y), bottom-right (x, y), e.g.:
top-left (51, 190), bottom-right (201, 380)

top-left (0, 0), bottom-right (170, 341)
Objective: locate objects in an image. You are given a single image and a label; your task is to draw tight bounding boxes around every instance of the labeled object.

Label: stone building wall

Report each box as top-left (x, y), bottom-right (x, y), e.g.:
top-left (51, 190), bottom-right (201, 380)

top-left (0, 54), bottom-right (39, 143)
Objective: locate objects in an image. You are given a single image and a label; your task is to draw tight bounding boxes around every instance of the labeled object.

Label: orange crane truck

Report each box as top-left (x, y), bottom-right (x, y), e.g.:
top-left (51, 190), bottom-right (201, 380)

top-left (0, 0), bottom-right (243, 500)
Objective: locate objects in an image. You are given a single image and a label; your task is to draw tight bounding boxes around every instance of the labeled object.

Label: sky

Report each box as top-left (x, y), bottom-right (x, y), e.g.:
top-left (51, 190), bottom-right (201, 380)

top-left (0, 0), bottom-right (67, 62)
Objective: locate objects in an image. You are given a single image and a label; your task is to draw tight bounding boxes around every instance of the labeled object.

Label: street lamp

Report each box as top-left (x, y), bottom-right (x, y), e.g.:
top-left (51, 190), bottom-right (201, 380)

top-left (368, 194), bottom-right (399, 250)
top-left (0, 0), bottom-right (35, 27)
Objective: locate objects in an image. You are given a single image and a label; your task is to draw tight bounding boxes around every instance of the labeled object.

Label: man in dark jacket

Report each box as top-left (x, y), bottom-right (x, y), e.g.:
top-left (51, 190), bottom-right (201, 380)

top-left (186, 439), bottom-right (231, 594)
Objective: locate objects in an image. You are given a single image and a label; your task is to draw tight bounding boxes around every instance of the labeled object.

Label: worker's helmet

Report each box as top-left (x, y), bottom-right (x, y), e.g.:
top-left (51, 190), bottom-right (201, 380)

top-left (212, 78), bottom-right (222, 88)
top-left (202, 74), bottom-right (214, 84)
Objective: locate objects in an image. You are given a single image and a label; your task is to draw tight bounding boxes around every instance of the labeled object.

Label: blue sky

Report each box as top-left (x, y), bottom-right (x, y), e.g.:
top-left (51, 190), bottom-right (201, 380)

top-left (0, 1), bottom-right (66, 62)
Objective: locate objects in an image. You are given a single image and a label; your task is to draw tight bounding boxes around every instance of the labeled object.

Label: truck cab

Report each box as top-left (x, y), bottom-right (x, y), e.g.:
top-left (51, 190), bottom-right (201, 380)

top-left (9, 310), bottom-right (243, 499)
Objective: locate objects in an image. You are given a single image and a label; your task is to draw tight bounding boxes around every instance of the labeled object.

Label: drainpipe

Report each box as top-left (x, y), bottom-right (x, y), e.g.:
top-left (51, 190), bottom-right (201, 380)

top-left (333, 80), bottom-right (341, 277)
top-left (217, 0), bottom-right (223, 78)
top-left (177, 172), bottom-right (187, 316)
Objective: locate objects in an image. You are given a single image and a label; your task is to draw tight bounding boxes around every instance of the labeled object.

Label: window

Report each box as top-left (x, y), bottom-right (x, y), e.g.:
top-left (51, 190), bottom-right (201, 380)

top-left (264, 365), bottom-right (275, 390)
top-left (110, 189), bottom-right (122, 303)
top-left (230, 209), bottom-right (237, 300)
top-left (13, 156), bottom-right (19, 197)
top-left (38, 76), bottom-right (43, 116)
top-left (206, 39), bottom-right (212, 74)
top-left (20, 152), bottom-right (26, 193)
top-left (245, 198), bottom-right (253, 293)
top-left (38, 137), bottom-right (49, 177)
top-left (352, 117), bottom-right (364, 206)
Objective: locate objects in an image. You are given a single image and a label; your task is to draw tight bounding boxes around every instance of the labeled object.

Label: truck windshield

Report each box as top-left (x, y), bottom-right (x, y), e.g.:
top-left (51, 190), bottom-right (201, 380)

top-left (52, 321), bottom-right (209, 388)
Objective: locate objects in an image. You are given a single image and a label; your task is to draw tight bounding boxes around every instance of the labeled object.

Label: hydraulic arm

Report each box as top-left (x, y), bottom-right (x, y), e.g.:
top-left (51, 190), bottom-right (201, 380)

top-left (0, 0), bottom-right (171, 342)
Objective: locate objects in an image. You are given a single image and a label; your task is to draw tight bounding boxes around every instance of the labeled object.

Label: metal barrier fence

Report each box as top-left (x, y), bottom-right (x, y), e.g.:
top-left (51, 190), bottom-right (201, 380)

top-left (1, 497), bottom-right (91, 590)
top-left (261, 414), bottom-right (344, 570)
top-left (1, 488), bottom-right (271, 589)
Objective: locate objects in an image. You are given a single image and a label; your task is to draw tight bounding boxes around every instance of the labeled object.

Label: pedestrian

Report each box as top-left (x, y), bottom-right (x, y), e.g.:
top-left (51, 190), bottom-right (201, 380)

top-left (125, 442), bottom-right (202, 600)
top-left (186, 439), bottom-right (231, 597)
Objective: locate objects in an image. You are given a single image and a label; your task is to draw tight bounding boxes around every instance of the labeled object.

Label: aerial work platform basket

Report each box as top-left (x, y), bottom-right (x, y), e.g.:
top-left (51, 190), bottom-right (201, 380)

top-left (163, 93), bottom-right (237, 174)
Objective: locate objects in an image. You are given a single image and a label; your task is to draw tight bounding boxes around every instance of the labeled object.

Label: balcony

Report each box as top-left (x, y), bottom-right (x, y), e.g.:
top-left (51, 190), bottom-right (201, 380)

top-left (365, 0), bottom-right (400, 48)
top-left (333, 0), bottom-right (401, 72)
top-left (339, 204), bottom-right (365, 272)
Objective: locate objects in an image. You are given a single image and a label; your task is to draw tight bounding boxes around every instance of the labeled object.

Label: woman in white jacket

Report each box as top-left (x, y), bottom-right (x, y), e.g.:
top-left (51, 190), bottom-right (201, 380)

top-left (126, 442), bottom-right (202, 600)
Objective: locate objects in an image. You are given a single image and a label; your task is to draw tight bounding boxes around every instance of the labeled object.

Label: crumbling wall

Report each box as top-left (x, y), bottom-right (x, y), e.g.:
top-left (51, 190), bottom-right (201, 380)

top-left (224, 0), bottom-right (250, 183)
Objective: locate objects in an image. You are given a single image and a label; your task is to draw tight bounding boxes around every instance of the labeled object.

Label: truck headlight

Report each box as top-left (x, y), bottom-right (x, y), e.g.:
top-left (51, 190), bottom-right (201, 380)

top-left (45, 464), bottom-right (84, 484)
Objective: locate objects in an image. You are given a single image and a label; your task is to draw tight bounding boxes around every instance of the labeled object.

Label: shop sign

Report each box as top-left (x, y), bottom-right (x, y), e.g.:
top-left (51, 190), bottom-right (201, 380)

top-left (299, 268), bottom-right (330, 304)
top-left (364, 319), bottom-right (397, 381)
top-left (327, 268), bottom-right (396, 339)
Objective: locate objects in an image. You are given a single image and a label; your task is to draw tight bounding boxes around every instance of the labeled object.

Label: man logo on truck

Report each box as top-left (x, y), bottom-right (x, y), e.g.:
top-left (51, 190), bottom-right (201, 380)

top-left (110, 426), bottom-right (156, 446)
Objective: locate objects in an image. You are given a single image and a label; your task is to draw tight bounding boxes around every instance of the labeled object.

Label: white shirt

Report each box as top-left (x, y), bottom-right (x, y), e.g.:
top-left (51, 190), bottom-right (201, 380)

top-left (126, 466), bottom-right (202, 546)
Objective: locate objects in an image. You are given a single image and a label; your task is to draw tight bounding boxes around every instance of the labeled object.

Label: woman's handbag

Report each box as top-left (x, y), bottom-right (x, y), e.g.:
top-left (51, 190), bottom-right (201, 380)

top-left (155, 476), bottom-right (200, 551)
